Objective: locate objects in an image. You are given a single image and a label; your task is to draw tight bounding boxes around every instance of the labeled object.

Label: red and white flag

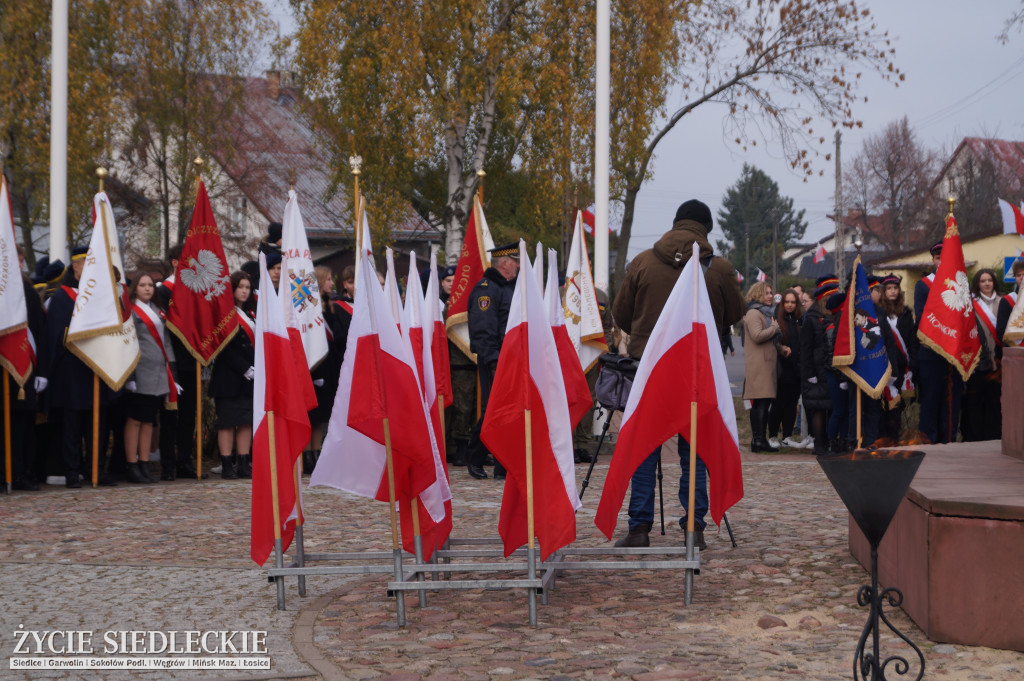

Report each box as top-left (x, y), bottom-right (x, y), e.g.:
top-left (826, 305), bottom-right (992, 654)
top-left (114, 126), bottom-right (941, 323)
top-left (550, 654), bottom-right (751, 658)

top-left (66, 193), bottom-right (140, 390)
top-left (916, 214), bottom-right (981, 381)
top-left (813, 243), bottom-right (827, 264)
top-left (250, 253), bottom-right (312, 566)
top-left (0, 177), bottom-right (33, 390)
top-left (581, 205), bottom-right (596, 234)
top-left (563, 211), bottom-right (608, 373)
top-left (278, 248), bottom-right (318, 416)
top-left (427, 251), bottom-right (453, 410)
top-left (545, 248), bottom-right (592, 428)
top-left (481, 241), bottom-right (580, 561)
top-left (595, 243), bottom-right (744, 539)
top-left (282, 189), bottom-right (329, 369)
top-left (310, 249), bottom-right (437, 507)
top-left (398, 252), bottom-right (453, 560)
top-left (735, 271), bottom-right (744, 283)
top-left (166, 181), bottom-right (238, 365)
top-left (998, 198), bottom-right (1024, 237)
top-left (445, 195), bottom-right (494, 359)
top-left (755, 268), bottom-right (767, 283)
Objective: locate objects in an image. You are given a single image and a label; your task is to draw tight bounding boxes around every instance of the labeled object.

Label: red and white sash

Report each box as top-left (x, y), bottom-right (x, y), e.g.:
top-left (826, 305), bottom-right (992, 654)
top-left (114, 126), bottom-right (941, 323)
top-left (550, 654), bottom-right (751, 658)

top-left (973, 296), bottom-right (1001, 348)
top-left (921, 272), bottom-right (935, 289)
top-left (1005, 291), bottom-right (1018, 308)
top-left (132, 301), bottom-right (178, 407)
top-left (887, 314), bottom-right (914, 392)
top-left (236, 307), bottom-right (255, 346)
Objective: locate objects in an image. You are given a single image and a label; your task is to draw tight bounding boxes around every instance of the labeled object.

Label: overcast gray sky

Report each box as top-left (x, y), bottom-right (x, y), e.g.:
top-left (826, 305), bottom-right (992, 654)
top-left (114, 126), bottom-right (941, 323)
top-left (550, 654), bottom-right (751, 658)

top-left (263, 1), bottom-right (1024, 258)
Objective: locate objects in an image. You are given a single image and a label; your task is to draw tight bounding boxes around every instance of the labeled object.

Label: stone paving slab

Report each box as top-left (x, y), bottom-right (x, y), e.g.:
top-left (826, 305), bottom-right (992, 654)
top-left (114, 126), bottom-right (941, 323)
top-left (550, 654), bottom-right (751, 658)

top-left (1, 450), bottom-right (1022, 680)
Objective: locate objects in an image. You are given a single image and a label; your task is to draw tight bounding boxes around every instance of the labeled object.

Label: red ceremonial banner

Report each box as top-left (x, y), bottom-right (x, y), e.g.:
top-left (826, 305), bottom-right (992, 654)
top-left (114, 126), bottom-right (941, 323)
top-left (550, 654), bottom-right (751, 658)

top-left (166, 181), bottom-right (239, 365)
top-left (445, 195), bottom-right (489, 359)
top-left (916, 214), bottom-right (981, 381)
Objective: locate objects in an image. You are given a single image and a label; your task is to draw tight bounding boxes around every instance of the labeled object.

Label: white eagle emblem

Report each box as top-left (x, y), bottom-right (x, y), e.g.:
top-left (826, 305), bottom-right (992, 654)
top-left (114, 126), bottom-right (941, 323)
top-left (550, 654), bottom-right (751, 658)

top-left (180, 249), bottom-right (229, 301)
top-left (940, 271), bottom-right (972, 316)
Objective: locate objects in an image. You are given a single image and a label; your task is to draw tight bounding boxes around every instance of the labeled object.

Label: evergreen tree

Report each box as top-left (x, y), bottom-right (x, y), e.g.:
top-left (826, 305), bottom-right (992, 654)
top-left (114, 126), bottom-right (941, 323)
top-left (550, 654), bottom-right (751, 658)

top-left (716, 165), bottom-right (807, 284)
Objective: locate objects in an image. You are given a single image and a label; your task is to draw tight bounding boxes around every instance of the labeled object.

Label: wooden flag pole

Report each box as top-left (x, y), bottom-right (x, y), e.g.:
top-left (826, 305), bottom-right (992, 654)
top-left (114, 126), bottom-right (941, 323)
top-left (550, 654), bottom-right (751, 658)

top-left (3, 367), bottom-right (11, 494)
top-left (293, 458), bottom-right (306, 597)
top-left (525, 408), bottom-right (537, 626)
top-left (91, 375), bottom-right (99, 488)
top-left (196, 359), bottom-right (202, 479)
top-left (856, 387), bottom-right (863, 450)
top-left (382, 416), bottom-right (407, 626)
top-left (267, 410), bottom-right (286, 609)
top-left (477, 169), bottom-right (485, 202)
top-left (685, 241), bottom-right (700, 606)
top-left (437, 401), bottom-right (452, 575)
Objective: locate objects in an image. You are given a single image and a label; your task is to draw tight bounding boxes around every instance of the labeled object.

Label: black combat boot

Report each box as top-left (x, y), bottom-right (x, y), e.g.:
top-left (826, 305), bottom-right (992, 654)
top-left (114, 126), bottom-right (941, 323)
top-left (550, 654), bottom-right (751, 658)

top-left (614, 523), bottom-right (652, 548)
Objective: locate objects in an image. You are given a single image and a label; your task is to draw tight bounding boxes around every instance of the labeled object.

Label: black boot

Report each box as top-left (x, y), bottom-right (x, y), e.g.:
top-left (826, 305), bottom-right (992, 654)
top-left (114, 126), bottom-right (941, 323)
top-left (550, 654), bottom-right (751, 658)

top-left (138, 460), bottom-right (157, 483)
top-left (614, 523), bottom-right (652, 548)
top-left (237, 454), bottom-right (252, 479)
top-left (220, 455), bottom-right (239, 480)
top-left (448, 438), bottom-right (468, 467)
top-left (750, 403), bottom-right (778, 452)
top-left (302, 449), bottom-right (318, 475)
top-left (177, 459), bottom-right (209, 480)
top-left (127, 461), bottom-right (150, 484)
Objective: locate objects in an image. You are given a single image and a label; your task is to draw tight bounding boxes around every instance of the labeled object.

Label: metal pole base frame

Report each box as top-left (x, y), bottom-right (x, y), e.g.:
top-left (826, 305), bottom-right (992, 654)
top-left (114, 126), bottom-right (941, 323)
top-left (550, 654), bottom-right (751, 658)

top-left (267, 536), bottom-right (701, 627)
top-left (853, 549), bottom-right (924, 681)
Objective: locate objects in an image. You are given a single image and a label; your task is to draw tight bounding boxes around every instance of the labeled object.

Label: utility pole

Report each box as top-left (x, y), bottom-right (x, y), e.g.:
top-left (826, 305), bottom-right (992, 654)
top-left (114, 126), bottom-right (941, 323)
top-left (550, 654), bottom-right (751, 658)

top-left (772, 211), bottom-right (778, 290)
top-left (834, 131), bottom-right (846, 290)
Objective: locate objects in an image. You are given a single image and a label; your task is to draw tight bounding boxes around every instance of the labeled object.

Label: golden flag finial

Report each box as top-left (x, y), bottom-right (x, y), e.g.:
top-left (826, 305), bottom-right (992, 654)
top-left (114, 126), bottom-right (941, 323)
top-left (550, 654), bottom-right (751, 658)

top-left (96, 167), bottom-right (108, 192)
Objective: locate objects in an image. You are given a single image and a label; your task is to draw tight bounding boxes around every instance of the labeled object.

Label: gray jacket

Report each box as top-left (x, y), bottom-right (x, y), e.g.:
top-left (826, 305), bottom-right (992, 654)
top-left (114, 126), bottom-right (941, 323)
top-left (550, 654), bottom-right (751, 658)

top-left (130, 304), bottom-right (177, 396)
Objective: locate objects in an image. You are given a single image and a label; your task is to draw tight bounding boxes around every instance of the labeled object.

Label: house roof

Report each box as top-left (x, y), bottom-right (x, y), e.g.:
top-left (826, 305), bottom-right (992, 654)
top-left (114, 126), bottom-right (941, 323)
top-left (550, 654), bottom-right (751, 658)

top-left (210, 75), bottom-right (438, 243)
top-left (931, 137), bottom-right (1024, 194)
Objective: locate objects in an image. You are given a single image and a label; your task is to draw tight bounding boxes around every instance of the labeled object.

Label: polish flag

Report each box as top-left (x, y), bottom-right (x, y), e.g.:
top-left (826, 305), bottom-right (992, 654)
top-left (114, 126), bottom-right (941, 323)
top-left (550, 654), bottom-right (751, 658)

top-left (581, 205), bottom-right (596, 234)
top-left (735, 271), bottom-right (744, 283)
top-left (278, 248), bottom-right (318, 414)
top-left (352, 201), bottom-right (374, 296)
top-left (481, 241), bottom-right (581, 561)
top-left (0, 177), bottom-right (33, 390)
top-left (998, 198), bottom-right (1024, 237)
top-left (427, 251), bottom-right (453, 409)
top-left (756, 268), bottom-right (767, 283)
top-left (281, 189), bottom-right (329, 369)
top-left (595, 243), bottom-right (744, 539)
top-left (398, 252), bottom-right (453, 560)
top-left (813, 243), bottom-right (827, 264)
top-left (251, 253), bottom-right (311, 566)
top-left (446, 195), bottom-right (495, 359)
top-left (545, 248), bottom-right (592, 428)
top-left (310, 249), bottom-right (437, 507)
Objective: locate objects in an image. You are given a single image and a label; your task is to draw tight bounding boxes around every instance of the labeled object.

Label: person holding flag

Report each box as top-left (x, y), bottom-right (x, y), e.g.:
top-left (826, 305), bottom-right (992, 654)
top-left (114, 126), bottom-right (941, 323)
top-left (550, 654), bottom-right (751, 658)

top-left (961, 268), bottom-right (1003, 441)
top-left (996, 258), bottom-right (1024, 349)
top-left (915, 205), bottom-right (982, 444)
top-left (608, 200), bottom-right (744, 549)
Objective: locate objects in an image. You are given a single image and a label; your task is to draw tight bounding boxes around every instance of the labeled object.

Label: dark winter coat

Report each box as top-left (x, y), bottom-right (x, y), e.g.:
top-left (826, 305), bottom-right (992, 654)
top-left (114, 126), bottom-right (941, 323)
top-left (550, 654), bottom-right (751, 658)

top-left (468, 267), bottom-right (516, 370)
top-left (799, 306), bottom-right (832, 410)
top-left (776, 310), bottom-right (801, 385)
top-left (612, 219), bottom-right (744, 359)
top-left (208, 315), bottom-right (254, 399)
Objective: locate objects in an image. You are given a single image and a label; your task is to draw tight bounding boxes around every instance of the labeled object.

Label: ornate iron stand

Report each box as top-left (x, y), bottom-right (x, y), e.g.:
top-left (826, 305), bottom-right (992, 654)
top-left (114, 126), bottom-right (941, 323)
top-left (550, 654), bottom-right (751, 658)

top-left (818, 449), bottom-right (927, 681)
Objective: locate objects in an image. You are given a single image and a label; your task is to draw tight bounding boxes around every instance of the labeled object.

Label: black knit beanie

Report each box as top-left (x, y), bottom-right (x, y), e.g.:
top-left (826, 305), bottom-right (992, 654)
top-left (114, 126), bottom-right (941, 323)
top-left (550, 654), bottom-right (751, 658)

top-left (674, 200), bottom-right (713, 233)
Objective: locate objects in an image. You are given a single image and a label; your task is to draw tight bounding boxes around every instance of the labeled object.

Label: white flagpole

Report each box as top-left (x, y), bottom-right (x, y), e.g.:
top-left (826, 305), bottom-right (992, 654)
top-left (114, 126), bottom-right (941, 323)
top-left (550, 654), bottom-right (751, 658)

top-left (49, 0), bottom-right (69, 262)
top-left (594, 0), bottom-right (610, 293)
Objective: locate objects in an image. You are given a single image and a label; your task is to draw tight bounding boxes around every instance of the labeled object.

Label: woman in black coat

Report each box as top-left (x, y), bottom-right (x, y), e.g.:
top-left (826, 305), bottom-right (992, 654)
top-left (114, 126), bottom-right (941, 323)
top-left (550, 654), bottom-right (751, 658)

top-left (767, 288), bottom-right (803, 447)
top-left (208, 272), bottom-right (255, 479)
top-left (800, 285), bottom-right (834, 456)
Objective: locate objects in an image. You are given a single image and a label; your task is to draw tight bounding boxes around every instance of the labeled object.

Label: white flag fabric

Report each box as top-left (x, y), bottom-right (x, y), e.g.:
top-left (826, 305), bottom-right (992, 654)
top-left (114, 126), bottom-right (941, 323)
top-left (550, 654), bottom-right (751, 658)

top-left (756, 268), bottom-right (767, 282)
top-left (534, 241), bottom-right (545, 293)
top-left (563, 211), bottom-right (608, 373)
top-left (281, 190), bottom-right (329, 369)
top-left (66, 193), bottom-right (140, 390)
top-left (998, 198), bottom-right (1024, 236)
top-left (0, 178), bottom-right (27, 336)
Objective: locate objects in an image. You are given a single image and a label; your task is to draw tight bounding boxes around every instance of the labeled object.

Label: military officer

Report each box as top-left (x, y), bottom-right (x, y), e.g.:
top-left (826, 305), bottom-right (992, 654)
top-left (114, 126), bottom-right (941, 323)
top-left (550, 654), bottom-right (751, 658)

top-left (465, 242), bottom-right (520, 480)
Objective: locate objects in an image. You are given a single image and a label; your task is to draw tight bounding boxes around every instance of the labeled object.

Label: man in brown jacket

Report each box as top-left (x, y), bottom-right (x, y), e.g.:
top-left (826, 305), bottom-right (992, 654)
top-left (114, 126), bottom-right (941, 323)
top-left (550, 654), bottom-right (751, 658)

top-left (611, 199), bottom-right (744, 548)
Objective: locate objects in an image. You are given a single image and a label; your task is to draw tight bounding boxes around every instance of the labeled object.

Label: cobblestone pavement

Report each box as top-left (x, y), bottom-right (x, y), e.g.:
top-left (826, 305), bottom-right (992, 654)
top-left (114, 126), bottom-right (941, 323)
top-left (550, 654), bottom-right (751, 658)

top-left (2, 450), bottom-right (1022, 680)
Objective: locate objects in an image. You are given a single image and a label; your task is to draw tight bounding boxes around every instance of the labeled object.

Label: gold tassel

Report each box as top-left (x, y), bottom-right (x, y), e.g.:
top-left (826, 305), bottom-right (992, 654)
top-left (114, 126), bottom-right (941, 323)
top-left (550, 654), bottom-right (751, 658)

top-left (18, 386), bottom-right (26, 400)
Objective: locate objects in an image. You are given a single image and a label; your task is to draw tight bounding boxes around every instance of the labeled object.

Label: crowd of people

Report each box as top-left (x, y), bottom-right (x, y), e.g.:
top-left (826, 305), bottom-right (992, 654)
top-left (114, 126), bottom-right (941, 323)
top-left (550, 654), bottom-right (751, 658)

top-left (4, 213), bottom-right (1021, 511)
top-left (738, 246), bottom-right (1023, 458)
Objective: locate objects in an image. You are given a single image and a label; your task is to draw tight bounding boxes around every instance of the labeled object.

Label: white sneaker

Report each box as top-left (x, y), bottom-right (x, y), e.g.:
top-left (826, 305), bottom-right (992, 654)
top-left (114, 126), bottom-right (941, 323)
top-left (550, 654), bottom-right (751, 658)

top-left (780, 437), bottom-right (801, 448)
top-left (801, 437), bottom-right (815, 449)
top-left (767, 437), bottom-right (780, 449)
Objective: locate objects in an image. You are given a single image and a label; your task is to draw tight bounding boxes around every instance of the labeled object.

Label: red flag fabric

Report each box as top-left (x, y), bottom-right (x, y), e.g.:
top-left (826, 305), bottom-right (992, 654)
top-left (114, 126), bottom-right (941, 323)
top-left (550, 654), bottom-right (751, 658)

top-left (596, 243), bottom-right (743, 539)
top-left (166, 181), bottom-right (238, 365)
top-left (916, 214), bottom-right (982, 381)
top-left (0, 177), bottom-right (33, 389)
top-left (481, 242), bottom-right (580, 561)
top-left (544, 248), bottom-right (592, 428)
top-left (251, 254), bottom-right (311, 566)
top-left (445, 195), bottom-right (491, 359)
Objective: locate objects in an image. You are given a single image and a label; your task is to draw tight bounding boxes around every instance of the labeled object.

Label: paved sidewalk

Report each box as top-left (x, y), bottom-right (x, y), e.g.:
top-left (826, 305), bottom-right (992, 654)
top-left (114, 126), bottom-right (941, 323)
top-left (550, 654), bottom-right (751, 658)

top-left (2, 450), bottom-right (1022, 680)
